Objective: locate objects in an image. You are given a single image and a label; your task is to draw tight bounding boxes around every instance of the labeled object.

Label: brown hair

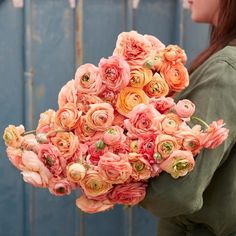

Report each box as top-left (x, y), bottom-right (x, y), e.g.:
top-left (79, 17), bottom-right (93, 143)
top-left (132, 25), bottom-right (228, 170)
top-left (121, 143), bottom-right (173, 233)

top-left (189, 0), bottom-right (236, 74)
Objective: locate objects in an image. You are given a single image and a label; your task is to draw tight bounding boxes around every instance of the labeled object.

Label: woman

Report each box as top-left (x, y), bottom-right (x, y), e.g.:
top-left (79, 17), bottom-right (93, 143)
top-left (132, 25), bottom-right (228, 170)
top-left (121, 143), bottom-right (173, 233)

top-left (140, 0), bottom-right (236, 235)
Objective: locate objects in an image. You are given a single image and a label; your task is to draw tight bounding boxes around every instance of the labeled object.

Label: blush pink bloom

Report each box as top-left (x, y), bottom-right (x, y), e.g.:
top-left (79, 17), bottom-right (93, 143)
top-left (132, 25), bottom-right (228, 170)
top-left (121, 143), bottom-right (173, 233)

top-left (74, 63), bottom-right (103, 94)
top-left (21, 134), bottom-right (40, 153)
top-left (203, 120), bottom-right (229, 149)
top-left (51, 131), bottom-right (79, 160)
top-left (38, 144), bottom-right (65, 177)
top-left (76, 195), bottom-right (114, 214)
top-left (112, 110), bottom-right (126, 128)
top-left (161, 113), bottom-right (182, 135)
top-left (3, 124), bottom-right (25, 148)
top-left (80, 169), bottom-right (113, 198)
top-left (49, 178), bottom-right (73, 196)
top-left (6, 147), bottom-right (24, 170)
top-left (103, 126), bottom-right (126, 146)
top-left (144, 34), bottom-right (165, 53)
top-left (175, 99), bottom-right (195, 119)
top-left (86, 103), bottom-right (114, 131)
top-left (149, 97), bottom-right (175, 114)
top-left (36, 109), bottom-right (56, 134)
top-left (160, 150), bottom-right (195, 179)
top-left (66, 162), bottom-right (86, 183)
top-left (99, 89), bottom-right (118, 106)
top-left (98, 55), bottom-right (130, 91)
top-left (129, 153), bottom-right (152, 181)
top-left (113, 31), bottom-right (152, 66)
top-left (108, 182), bottom-right (147, 205)
top-left (58, 80), bottom-right (78, 108)
top-left (55, 102), bottom-right (82, 130)
top-left (124, 104), bottom-right (160, 139)
top-left (98, 152), bottom-right (132, 184)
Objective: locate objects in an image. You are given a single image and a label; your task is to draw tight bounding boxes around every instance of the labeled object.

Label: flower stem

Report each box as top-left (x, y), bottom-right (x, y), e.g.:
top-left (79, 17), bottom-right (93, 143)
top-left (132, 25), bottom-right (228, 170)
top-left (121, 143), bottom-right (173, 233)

top-left (190, 116), bottom-right (209, 129)
top-left (23, 130), bottom-right (36, 136)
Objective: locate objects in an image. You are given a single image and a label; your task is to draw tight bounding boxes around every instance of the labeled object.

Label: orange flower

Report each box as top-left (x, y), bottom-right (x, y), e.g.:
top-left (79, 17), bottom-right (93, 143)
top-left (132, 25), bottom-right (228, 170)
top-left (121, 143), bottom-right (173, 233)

top-left (161, 113), bottom-right (182, 135)
top-left (129, 66), bottom-right (153, 88)
top-left (144, 73), bottom-right (169, 98)
top-left (116, 87), bottom-right (149, 117)
top-left (161, 62), bottom-right (189, 92)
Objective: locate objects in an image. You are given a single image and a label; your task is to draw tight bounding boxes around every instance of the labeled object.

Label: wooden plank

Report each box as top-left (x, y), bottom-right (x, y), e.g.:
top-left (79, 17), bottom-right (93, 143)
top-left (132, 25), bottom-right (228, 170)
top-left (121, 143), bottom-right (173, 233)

top-left (0, 1), bottom-right (24, 236)
top-left (26, 0), bottom-right (79, 235)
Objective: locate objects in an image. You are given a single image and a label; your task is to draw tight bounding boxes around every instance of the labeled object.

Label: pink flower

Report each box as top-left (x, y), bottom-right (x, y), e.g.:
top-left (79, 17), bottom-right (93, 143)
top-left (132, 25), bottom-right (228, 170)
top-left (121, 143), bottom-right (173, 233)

top-left (21, 134), bottom-right (40, 153)
top-left (74, 63), bottom-right (103, 94)
top-left (58, 80), bottom-right (78, 108)
top-left (160, 150), bottom-right (195, 178)
top-left (80, 169), bottom-right (113, 198)
top-left (103, 126), bottom-right (126, 146)
top-left (113, 31), bottom-right (152, 66)
top-left (86, 103), bottom-right (114, 131)
top-left (49, 178), bottom-right (73, 196)
top-left (38, 144), bottom-right (65, 177)
top-left (99, 56), bottom-right (130, 91)
top-left (124, 104), bottom-right (160, 138)
top-left (129, 153), bottom-right (152, 181)
top-left (74, 116), bottom-right (103, 143)
top-left (176, 123), bottom-right (204, 156)
top-left (161, 113), bottom-right (182, 135)
top-left (50, 131), bottom-right (79, 160)
top-left (108, 182), bottom-right (147, 205)
top-left (55, 102), bottom-right (82, 130)
top-left (175, 99), bottom-right (195, 119)
top-left (6, 147), bottom-right (24, 170)
top-left (76, 195), bottom-right (114, 214)
top-left (36, 109), bottom-right (56, 134)
top-left (149, 97), bottom-right (175, 114)
top-left (144, 34), bottom-right (165, 53)
top-left (112, 110), bottom-right (126, 128)
top-left (99, 89), bottom-right (118, 106)
top-left (203, 120), bottom-right (229, 149)
top-left (3, 124), bottom-right (25, 148)
top-left (98, 152), bottom-right (132, 184)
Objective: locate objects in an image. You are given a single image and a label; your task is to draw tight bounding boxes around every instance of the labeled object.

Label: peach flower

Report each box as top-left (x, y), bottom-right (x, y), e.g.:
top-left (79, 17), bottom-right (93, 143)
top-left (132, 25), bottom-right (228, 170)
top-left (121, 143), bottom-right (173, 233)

top-left (86, 103), bottom-right (114, 131)
top-left (160, 150), bottom-right (195, 178)
top-left (203, 120), bottom-right (229, 149)
top-left (161, 113), bottom-right (182, 135)
top-left (163, 45), bottom-right (187, 64)
top-left (155, 134), bottom-right (179, 160)
top-left (58, 80), bottom-right (78, 108)
top-left (129, 153), bottom-right (152, 181)
top-left (144, 34), bottom-right (165, 53)
top-left (99, 55), bottom-right (130, 91)
top-left (66, 162), bottom-right (86, 183)
top-left (80, 169), bottom-right (113, 198)
top-left (108, 182), bottom-right (147, 205)
top-left (103, 126), bottom-right (126, 146)
top-left (76, 195), bottom-right (114, 214)
top-left (99, 89), bottom-right (118, 106)
top-left (36, 109), bottom-right (56, 134)
top-left (51, 131), bottom-right (79, 160)
top-left (144, 73), bottom-right (169, 98)
top-left (160, 62), bottom-right (189, 92)
top-left (98, 152), bottom-right (132, 184)
top-left (55, 102), bottom-right (81, 130)
top-left (113, 31), bottom-right (152, 66)
top-left (21, 134), bottom-right (40, 153)
top-left (175, 99), bottom-right (195, 119)
top-left (6, 147), bottom-right (24, 170)
top-left (124, 104), bottom-right (160, 138)
top-left (116, 87), bottom-right (149, 117)
top-left (3, 125), bottom-right (25, 148)
top-left (129, 66), bottom-right (153, 88)
top-left (74, 63), bottom-right (103, 94)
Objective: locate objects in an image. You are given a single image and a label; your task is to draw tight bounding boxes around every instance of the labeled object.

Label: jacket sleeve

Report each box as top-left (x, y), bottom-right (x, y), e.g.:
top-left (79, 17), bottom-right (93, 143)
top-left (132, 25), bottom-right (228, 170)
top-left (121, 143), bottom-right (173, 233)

top-left (140, 60), bottom-right (236, 217)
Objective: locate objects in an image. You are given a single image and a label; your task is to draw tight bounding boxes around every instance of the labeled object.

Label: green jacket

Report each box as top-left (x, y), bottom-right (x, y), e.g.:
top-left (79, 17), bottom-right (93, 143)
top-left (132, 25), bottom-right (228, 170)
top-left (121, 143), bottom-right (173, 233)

top-left (140, 44), bottom-right (236, 236)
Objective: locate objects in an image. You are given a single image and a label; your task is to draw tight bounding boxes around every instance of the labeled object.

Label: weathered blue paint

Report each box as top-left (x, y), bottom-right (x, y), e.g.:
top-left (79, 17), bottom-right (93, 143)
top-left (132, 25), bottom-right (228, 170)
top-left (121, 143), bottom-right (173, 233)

top-left (0, 1), bottom-right (208, 236)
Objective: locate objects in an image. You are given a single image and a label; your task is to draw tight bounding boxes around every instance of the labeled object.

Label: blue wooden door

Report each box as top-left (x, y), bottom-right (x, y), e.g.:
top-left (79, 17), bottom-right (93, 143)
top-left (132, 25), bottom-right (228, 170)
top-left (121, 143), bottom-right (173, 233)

top-left (0, 0), bottom-right (208, 235)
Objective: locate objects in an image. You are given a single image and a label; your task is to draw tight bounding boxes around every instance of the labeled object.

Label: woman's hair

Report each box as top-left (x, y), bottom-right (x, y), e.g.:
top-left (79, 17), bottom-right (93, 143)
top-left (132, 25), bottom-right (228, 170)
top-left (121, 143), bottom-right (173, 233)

top-left (189, 0), bottom-right (236, 74)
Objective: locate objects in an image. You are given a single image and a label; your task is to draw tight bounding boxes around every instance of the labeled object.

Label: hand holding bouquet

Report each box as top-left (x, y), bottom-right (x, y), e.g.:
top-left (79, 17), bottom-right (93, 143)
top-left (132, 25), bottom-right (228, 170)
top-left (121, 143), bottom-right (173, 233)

top-left (3, 31), bottom-right (228, 213)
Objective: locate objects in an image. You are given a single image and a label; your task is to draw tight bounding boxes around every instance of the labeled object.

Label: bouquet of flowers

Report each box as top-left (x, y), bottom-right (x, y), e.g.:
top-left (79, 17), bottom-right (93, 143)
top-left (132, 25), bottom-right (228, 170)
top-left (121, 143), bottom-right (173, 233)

top-left (3, 31), bottom-right (228, 214)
